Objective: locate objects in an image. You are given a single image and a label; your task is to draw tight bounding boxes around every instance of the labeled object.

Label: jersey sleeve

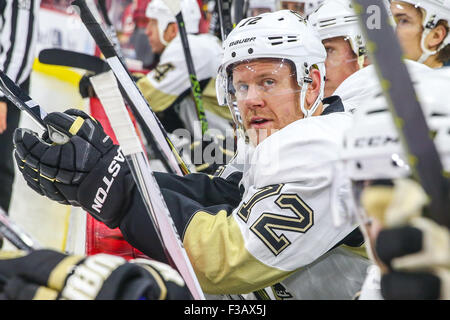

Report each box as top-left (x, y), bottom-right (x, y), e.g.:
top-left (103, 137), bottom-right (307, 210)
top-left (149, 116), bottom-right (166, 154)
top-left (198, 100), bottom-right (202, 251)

top-left (181, 115), bottom-right (358, 294)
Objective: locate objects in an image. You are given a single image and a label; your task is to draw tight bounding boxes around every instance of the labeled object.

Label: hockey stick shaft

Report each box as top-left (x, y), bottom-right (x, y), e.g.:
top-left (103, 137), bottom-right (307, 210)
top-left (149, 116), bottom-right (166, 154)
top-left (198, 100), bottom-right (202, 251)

top-left (0, 71), bottom-right (70, 144)
top-left (352, 0), bottom-right (450, 227)
top-left (0, 208), bottom-right (40, 252)
top-left (0, 71), bottom-right (47, 131)
top-left (72, 0), bottom-right (189, 176)
top-left (97, 0), bottom-right (125, 61)
top-left (216, 0), bottom-right (234, 41)
top-left (163, 0), bottom-right (208, 136)
top-left (89, 70), bottom-right (205, 300)
top-left (39, 48), bottom-right (110, 74)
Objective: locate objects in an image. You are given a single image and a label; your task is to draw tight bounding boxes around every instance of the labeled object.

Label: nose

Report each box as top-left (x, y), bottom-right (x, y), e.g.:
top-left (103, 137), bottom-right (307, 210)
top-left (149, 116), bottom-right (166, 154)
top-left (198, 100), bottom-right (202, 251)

top-left (244, 84), bottom-right (264, 109)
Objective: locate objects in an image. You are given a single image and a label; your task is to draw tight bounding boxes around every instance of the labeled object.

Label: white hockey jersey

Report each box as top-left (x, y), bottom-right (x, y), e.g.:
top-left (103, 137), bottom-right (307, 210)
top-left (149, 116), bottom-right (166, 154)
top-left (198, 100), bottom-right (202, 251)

top-left (183, 110), bottom-right (371, 298)
top-left (333, 59), bottom-right (432, 113)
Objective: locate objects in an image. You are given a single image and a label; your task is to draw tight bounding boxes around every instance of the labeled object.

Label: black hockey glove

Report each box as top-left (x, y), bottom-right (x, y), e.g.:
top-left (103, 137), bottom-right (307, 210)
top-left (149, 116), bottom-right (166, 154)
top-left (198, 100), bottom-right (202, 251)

top-left (375, 221), bottom-right (450, 300)
top-left (0, 249), bottom-right (192, 300)
top-left (13, 109), bottom-right (134, 228)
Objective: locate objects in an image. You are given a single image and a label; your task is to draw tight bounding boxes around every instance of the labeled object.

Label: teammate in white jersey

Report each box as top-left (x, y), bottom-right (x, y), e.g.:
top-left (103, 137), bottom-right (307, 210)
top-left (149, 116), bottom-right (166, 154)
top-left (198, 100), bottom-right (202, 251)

top-left (309, 0), bottom-right (370, 98)
top-left (389, 0), bottom-right (450, 68)
top-left (340, 68), bottom-right (450, 299)
top-left (12, 10), bottom-right (369, 299)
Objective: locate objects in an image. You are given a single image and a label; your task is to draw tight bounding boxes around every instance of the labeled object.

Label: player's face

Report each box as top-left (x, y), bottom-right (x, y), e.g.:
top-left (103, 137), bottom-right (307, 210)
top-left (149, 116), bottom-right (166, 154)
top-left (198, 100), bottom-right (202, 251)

top-left (390, 1), bottom-right (424, 61)
top-left (231, 59), bottom-right (303, 145)
top-left (281, 1), bottom-right (305, 15)
top-left (145, 18), bottom-right (165, 54)
top-left (323, 37), bottom-right (360, 97)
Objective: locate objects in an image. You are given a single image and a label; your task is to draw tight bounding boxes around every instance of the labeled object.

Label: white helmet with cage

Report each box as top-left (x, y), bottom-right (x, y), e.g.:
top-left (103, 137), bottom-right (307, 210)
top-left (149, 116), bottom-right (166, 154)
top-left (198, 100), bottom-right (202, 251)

top-left (146, 0), bottom-right (201, 46)
top-left (309, 0), bottom-right (367, 69)
top-left (391, 0), bottom-right (450, 63)
top-left (216, 10), bottom-right (327, 128)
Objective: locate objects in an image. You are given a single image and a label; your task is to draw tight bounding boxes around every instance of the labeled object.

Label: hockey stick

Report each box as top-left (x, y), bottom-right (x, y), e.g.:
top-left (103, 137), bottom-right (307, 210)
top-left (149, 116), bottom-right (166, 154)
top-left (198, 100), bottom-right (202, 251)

top-left (216, 0), bottom-right (234, 41)
top-left (163, 0), bottom-right (209, 136)
top-left (0, 208), bottom-right (40, 252)
top-left (39, 48), bottom-right (110, 74)
top-left (72, 0), bottom-right (190, 176)
top-left (0, 71), bottom-right (70, 145)
top-left (89, 70), bottom-right (205, 300)
top-left (234, 0), bottom-right (249, 24)
top-left (352, 0), bottom-right (450, 227)
top-left (97, 0), bottom-right (126, 62)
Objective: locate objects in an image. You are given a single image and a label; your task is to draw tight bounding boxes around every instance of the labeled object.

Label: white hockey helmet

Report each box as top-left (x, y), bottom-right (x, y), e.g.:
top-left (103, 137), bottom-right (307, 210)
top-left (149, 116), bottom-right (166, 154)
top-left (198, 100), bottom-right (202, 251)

top-left (216, 10), bottom-right (327, 126)
top-left (391, 0), bottom-right (450, 63)
top-left (309, 0), bottom-right (367, 69)
top-left (342, 68), bottom-right (450, 183)
top-left (146, 0), bottom-right (201, 46)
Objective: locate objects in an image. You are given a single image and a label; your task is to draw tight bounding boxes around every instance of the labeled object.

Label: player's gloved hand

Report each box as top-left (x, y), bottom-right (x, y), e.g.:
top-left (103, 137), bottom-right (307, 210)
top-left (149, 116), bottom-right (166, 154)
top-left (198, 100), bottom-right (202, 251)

top-left (361, 178), bottom-right (450, 299)
top-left (13, 109), bottom-right (133, 228)
top-left (0, 249), bottom-right (192, 300)
top-left (78, 72), bottom-right (96, 98)
top-left (189, 133), bottom-right (236, 175)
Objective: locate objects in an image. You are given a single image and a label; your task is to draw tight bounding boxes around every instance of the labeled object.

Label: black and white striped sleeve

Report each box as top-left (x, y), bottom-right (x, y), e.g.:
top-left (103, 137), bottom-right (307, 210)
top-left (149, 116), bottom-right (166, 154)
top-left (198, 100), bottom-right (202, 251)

top-left (0, 0), bottom-right (40, 99)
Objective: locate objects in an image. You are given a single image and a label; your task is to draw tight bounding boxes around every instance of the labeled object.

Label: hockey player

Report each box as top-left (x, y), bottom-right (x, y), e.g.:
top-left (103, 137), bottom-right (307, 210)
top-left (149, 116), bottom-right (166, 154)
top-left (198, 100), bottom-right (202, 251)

top-left (390, 0), bottom-right (450, 68)
top-left (0, 248), bottom-right (191, 300)
top-left (137, 0), bottom-right (234, 172)
top-left (12, 10), bottom-right (370, 299)
top-left (309, 0), bottom-right (369, 98)
top-left (340, 68), bottom-right (450, 299)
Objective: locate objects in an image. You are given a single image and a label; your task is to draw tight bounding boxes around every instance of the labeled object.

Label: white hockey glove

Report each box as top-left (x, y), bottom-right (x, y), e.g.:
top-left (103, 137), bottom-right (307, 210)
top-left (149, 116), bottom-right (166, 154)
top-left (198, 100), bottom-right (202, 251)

top-left (361, 178), bottom-right (450, 299)
top-left (0, 249), bottom-right (192, 300)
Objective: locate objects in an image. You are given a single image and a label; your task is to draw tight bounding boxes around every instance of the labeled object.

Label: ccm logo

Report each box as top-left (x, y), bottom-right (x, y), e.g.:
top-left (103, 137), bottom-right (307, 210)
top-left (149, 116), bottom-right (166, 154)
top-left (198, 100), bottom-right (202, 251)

top-left (354, 135), bottom-right (399, 147)
top-left (92, 148), bottom-right (125, 214)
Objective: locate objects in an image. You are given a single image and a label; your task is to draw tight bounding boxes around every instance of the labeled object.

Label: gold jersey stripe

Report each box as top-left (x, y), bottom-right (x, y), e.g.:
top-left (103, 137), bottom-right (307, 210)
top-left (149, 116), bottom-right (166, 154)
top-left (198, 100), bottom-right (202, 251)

top-left (183, 210), bottom-right (295, 294)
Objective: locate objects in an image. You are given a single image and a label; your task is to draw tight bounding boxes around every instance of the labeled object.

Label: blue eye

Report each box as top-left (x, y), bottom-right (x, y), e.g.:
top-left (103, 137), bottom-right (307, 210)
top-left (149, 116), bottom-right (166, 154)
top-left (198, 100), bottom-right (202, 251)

top-left (265, 79), bottom-right (274, 85)
top-left (237, 83), bottom-right (248, 92)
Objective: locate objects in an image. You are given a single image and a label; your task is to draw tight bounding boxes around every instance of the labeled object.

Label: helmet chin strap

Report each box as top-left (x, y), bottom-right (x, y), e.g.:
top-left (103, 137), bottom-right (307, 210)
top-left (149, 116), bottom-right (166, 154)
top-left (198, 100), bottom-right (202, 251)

top-left (158, 22), bottom-right (170, 47)
top-left (300, 65), bottom-right (325, 118)
top-left (418, 28), bottom-right (438, 63)
top-left (417, 23), bottom-right (449, 64)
